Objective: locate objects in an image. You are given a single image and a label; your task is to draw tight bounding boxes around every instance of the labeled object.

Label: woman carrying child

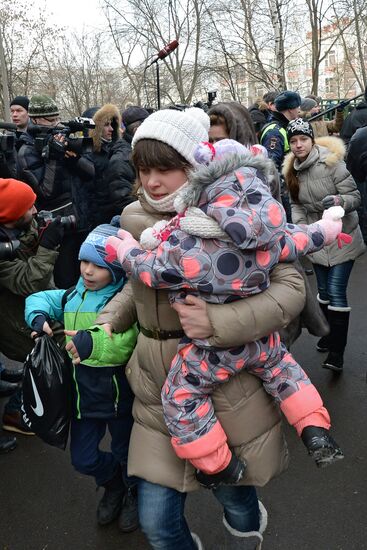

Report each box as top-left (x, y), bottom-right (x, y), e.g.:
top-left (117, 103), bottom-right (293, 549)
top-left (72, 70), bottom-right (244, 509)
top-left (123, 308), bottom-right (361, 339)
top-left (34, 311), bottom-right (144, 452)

top-left (94, 108), bottom-right (312, 549)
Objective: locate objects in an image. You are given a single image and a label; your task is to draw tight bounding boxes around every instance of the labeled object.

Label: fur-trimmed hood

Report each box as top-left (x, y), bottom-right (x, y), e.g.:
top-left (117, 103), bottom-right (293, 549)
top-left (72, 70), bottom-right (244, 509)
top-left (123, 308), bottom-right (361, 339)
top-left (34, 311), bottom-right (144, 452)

top-left (283, 136), bottom-right (346, 179)
top-left (180, 151), bottom-right (274, 209)
top-left (90, 103), bottom-right (121, 152)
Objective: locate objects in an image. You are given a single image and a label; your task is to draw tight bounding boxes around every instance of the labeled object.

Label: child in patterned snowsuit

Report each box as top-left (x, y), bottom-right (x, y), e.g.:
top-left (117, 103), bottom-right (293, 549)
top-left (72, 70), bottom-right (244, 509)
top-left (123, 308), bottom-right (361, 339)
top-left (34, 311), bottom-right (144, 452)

top-left (107, 140), bottom-right (346, 486)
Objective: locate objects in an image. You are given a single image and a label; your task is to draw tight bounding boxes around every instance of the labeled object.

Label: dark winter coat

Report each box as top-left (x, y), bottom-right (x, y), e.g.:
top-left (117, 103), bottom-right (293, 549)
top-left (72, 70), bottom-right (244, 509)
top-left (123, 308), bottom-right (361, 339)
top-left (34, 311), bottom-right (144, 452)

top-left (0, 148), bottom-right (17, 178)
top-left (340, 101), bottom-right (367, 145)
top-left (16, 130), bottom-right (95, 231)
top-left (248, 103), bottom-right (268, 135)
top-left (87, 104), bottom-right (135, 225)
top-left (346, 126), bottom-right (367, 184)
top-left (87, 139), bottom-right (135, 226)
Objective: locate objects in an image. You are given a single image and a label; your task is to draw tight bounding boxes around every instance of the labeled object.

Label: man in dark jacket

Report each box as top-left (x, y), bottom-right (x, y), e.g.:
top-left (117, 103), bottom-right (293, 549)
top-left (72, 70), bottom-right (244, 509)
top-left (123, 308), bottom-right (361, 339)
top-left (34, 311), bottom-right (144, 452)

top-left (17, 94), bottom-right (94, 287)
top-left (340, 86), bottom-right (367, 146)
top-left (87, 104), bottom-right (136, 226)
top-left (0, 178), bottom-right (65, 442)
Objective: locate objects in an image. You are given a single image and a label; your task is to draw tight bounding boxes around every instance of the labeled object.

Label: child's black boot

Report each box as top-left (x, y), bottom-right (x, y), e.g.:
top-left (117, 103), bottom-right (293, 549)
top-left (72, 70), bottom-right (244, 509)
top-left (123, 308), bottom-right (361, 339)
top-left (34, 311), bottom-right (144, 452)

top-left (118, 484), bottom-right (139, 533)
top-left (97, 465), bottom-right (125, 525)
top-left (301, 426), bottom-right (344, 468)
top-left (196, 451), bottom-right (247, 490)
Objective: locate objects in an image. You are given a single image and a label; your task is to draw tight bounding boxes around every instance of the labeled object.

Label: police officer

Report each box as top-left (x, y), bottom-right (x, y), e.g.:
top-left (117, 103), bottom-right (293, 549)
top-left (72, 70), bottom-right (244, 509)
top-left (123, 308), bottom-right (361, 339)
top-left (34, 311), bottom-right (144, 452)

top-left (260, 91), bottom-right (301, 221)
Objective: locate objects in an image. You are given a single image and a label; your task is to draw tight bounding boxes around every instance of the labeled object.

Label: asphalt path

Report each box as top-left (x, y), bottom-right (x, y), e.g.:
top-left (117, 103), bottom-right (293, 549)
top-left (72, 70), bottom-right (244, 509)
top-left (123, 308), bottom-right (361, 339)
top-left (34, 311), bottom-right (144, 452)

top-left (1, 254), bottom-right (366, 550)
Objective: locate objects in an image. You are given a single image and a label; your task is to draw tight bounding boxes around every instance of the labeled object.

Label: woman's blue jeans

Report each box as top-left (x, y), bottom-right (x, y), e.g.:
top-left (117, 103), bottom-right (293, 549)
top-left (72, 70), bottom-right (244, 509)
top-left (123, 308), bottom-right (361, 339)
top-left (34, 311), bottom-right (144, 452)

top-left (313, 260), bottom-right (354, 308)
top-left (138, 479), bottom-right (260, 550)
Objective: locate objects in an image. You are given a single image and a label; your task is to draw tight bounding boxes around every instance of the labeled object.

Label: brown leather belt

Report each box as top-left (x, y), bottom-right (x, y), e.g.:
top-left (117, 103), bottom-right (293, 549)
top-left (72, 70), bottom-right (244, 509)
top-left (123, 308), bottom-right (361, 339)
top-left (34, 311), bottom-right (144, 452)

top-left (140, 326), bottom-right (185, 340)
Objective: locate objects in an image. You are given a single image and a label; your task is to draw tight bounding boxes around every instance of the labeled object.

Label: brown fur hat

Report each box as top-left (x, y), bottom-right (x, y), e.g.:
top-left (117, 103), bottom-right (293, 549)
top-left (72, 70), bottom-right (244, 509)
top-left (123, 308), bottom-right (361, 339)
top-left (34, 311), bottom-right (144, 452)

top-left (90, 103), bottom-right (121, 152)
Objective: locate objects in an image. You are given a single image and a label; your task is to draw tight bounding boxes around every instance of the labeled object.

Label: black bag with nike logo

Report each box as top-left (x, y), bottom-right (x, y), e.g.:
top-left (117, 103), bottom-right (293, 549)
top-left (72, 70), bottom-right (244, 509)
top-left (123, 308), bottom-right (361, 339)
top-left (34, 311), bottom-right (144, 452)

top-left (21, 334), bottom-right (73, 450)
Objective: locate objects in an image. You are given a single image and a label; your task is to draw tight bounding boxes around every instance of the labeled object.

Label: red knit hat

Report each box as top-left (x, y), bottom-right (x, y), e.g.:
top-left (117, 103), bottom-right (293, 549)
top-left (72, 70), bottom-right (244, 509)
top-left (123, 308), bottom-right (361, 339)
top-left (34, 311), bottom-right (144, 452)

top-left (0, 178), bottom-right (37, 223)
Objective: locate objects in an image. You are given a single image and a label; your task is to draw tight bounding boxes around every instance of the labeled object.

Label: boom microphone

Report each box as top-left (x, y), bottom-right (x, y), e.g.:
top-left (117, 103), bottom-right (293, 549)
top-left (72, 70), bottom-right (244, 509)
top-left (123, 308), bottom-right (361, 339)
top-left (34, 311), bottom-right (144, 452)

top-left (146, 40), bottom-right (179, 68)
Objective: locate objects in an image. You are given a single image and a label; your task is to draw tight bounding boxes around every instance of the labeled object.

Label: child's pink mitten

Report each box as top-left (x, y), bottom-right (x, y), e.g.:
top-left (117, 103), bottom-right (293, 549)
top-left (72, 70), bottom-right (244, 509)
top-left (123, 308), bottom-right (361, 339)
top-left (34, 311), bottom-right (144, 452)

top-left (318, 206), bottom-right (351, 248)
top-left (105, 229), bottom-right (140, 264)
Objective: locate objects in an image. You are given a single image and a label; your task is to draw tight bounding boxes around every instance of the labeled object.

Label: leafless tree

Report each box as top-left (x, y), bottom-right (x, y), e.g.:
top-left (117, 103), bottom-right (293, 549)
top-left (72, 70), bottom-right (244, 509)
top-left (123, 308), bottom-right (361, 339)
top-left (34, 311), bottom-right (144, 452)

top-left (102, 0), bottom-right (208, 106)
top-left (0, 0), bottom-right (58, 115)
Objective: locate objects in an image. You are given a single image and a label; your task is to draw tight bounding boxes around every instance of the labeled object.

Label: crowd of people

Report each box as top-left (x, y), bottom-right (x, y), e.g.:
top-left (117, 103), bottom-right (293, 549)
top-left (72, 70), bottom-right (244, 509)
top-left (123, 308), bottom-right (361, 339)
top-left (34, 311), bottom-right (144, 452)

top-left (0, 85), bottom-right (366, 549)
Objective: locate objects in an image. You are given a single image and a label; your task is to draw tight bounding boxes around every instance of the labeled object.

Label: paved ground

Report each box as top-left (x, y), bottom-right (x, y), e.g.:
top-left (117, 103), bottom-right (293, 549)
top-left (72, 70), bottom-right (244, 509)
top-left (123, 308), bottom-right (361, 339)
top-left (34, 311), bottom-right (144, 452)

top-left (1, 254), bottom-right (366, 550)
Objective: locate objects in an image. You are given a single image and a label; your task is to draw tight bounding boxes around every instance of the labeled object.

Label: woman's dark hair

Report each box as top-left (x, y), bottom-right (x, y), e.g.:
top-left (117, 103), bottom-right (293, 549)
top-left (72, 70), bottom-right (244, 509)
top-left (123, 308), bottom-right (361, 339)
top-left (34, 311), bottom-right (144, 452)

top-left (209, 113), bottom-right (230, 135)
top-left (132, 139), bottom-right (192, 172)
top-left (208, 102), bottom-right (258, 146)
top-left (285, 164), bottom-right (300, 203)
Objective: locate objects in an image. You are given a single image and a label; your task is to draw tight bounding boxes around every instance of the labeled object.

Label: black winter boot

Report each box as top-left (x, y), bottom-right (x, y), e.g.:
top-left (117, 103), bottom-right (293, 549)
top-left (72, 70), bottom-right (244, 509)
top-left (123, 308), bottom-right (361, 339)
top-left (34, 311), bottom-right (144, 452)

top-left (301, 426), bottom-right (344, 467)
top-left (322, 309), bottom-right (350, 372)
top-left (118, 484), bottom-right (139, 533)
top-left (316, 300), bottom-right (330, 352)
top-left (196, 451), bottom-right (247, 490)
top-left (97, 466), bottom-right (125, 526)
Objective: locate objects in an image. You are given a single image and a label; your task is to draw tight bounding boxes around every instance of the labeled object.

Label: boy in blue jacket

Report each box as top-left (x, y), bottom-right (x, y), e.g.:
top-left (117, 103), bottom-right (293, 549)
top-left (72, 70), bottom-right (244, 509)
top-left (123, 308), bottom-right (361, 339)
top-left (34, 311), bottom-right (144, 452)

top-left (25, 224), bottom-right (138, 532)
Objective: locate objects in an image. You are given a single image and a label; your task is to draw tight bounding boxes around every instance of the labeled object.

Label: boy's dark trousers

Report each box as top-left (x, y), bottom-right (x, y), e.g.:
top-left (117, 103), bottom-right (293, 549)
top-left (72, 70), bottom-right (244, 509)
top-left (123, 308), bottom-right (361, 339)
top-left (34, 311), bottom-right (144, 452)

top-left (70, 414), bottom-right (134, 487)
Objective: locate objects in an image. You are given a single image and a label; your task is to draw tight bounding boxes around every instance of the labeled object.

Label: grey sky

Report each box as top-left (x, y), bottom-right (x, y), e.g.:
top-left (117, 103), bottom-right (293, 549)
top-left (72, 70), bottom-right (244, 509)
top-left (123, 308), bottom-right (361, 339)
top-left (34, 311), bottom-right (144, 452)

top-left (43, 0), bottom-right (105, 33)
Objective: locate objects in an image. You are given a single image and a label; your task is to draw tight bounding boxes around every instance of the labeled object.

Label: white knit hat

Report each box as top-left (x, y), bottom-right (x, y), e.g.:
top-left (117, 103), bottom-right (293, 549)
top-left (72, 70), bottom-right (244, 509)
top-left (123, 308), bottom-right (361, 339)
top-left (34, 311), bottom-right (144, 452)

top-left (132, 108), bottom-right (210, 167)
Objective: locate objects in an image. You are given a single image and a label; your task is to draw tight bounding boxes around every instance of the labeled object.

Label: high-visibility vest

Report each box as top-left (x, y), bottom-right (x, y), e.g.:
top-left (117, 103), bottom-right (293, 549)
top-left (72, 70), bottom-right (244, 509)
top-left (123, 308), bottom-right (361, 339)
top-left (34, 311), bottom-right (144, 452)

top-left (260, 123), bottom-right (289, 153)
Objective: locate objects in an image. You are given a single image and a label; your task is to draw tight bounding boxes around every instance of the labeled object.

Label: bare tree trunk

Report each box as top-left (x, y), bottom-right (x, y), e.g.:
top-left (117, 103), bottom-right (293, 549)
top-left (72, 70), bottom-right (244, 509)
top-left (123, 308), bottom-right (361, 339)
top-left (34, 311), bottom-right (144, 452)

top-left (267, 0), bottom-right (287, 90)
top-left (0, 26), bottom-right (10, 120)
top-left (353, 0), bottom-right (367, 85)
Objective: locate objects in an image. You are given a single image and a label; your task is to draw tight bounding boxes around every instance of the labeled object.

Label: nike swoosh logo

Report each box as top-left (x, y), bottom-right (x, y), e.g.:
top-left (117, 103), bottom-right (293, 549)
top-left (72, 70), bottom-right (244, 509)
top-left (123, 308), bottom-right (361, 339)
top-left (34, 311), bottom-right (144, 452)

top-left (29, 370), bottom-right (44, 417)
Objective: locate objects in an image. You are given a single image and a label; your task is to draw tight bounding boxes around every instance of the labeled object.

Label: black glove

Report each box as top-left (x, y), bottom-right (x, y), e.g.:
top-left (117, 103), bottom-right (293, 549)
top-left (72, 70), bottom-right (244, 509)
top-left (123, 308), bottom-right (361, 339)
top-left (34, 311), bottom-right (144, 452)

top-left (322, 195), bottom-right (344, 209)
top-left (46, 136), bottom-right (67, 160)
top-left (31, 313), bottom-right (50, 336)
top-left (337, 100), bottom-right (349, 112)
top-left (39, 218), bottom-right (65, 250)
top-left (195, 451), bottom-right (247, 490)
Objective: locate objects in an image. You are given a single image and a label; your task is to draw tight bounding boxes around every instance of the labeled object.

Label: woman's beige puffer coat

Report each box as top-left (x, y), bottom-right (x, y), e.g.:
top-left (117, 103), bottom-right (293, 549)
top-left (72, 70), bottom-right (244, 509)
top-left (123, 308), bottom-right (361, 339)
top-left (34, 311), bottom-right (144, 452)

top-left (96, 194), bottom-right (307, 492)
top-left (283, 136), bottom-right (365, 266)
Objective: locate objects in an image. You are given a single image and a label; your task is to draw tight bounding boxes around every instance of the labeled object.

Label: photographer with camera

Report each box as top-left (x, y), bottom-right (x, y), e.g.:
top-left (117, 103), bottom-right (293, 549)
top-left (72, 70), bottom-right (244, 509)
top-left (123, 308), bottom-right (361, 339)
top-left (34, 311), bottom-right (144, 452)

top-left (0, 177), bottom-right (65, 439)
top-left (17, 94), bottom-right (95, 287)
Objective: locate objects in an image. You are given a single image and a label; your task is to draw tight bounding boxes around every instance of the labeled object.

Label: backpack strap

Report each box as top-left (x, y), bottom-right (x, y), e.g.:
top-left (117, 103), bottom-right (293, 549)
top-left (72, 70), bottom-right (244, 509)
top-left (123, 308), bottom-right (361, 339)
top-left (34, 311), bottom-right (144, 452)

top-left (61, 286), bottom-right (76, 309)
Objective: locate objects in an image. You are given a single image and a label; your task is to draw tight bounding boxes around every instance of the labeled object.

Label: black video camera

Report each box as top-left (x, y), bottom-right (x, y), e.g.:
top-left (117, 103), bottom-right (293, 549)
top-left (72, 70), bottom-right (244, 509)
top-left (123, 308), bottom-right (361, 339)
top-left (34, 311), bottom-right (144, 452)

top-left (28, 117), bottom-right (95, 157)
top-left (0, 239), bottom-right (20, 260)
top-left (37, 210), bottom-right (77, 233)
top-left (0, 122), bottom-right (17, 155)
top-left (207, 90), bottom-right (217, 108)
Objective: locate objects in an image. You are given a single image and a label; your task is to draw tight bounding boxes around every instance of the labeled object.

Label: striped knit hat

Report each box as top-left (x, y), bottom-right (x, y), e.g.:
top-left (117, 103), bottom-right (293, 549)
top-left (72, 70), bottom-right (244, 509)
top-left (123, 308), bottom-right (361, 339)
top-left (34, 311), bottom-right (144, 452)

top-left (78, 224), bottom-right (126, 283)
top-left (132, 107), bottom-right (210, 167)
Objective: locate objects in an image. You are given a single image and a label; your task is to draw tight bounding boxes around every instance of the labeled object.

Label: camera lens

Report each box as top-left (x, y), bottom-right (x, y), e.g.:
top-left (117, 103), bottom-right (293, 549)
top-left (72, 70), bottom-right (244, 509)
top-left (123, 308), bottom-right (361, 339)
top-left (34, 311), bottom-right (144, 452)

top-left (0, 240), bottom-right (20, 260)
top-left (60, 215), bottom-right (77, 232)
